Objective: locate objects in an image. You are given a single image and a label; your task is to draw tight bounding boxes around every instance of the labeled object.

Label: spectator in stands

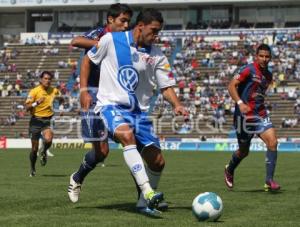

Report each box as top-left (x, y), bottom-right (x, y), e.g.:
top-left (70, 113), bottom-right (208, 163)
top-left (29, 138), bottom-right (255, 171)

top-left (58, 60), bottom-right (68, 68)
top-left (178, 118), bottom-right (192, 134)
top-left (54, 69), bottom-right (60, 80)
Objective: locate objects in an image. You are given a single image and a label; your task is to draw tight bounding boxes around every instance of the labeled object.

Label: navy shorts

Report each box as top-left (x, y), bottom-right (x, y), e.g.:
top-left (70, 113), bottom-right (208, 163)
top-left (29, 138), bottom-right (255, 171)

top-left (234, 115), bottom-right (274, 146)
top-left (29, 116), bottom-right (52, 140)
top-left (81, 109), bottom-right (107, 142)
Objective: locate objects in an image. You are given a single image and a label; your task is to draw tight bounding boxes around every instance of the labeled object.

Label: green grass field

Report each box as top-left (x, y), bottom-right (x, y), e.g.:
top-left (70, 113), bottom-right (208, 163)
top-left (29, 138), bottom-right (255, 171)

top-left (0, 149), bottom-right (299, 227)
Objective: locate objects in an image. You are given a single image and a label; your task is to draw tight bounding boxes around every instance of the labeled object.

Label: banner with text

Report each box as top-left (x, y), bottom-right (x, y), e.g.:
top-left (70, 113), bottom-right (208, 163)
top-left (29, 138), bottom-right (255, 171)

top-left (1, 139), bottom-right (299, 152)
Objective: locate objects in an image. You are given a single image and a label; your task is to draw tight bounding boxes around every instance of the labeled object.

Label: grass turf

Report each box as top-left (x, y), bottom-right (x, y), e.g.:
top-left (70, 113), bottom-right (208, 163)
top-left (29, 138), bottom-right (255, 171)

top-left (0, 149), bottom-right (299, 226)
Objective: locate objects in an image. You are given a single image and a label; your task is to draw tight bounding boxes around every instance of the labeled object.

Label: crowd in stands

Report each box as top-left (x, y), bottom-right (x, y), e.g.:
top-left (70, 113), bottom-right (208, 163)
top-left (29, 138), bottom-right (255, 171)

top-left (185, 19), bottom-right (275, 30)
top-left (0, 47), bottom-right (19, 72)
top-left (1, 29), bottom-right (300, 137)
top-left (154, 32), bottom-right (300, 133)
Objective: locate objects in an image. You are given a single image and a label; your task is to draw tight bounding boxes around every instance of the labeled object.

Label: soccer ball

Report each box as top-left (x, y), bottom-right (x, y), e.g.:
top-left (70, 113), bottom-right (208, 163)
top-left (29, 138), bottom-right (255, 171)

top-left (192, 192), bottom-right (223, 222)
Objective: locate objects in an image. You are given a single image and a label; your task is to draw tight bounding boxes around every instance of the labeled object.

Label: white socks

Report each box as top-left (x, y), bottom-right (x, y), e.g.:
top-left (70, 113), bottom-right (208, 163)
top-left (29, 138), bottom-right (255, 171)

top-left (146, 166), bottom-right (161, 190)
top-left (136, 166), bottom-right (162, 207)
top-left (123, 145), bottom-right (152, 196)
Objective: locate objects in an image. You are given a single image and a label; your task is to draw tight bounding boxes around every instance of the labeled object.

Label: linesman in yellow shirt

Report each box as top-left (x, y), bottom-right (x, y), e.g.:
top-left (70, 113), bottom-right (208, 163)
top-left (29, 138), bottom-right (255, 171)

top-left (25, 71), bottom-right (60, 177)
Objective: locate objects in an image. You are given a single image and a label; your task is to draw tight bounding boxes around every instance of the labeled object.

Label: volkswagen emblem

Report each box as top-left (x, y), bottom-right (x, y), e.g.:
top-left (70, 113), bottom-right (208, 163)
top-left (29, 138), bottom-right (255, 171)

top-left (118, 65), bottom-right (139, 93)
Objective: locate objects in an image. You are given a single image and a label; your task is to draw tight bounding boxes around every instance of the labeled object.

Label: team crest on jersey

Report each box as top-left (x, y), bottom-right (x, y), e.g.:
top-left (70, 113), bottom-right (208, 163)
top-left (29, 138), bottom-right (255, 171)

top-left (252, 74), bottom-right (262, 83)
top-left (164, 64), bottom-right (171, 70)
top-left (141, 55), bottom-right (156, 65)
top-left (132, 53), bottom-right (139, 63)
top-left (118, 65), bottom-right (139, 93)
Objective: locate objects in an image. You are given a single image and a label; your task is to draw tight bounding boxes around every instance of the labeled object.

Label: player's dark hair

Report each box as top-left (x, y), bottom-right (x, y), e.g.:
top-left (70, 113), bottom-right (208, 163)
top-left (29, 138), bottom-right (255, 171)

top-left (106, 3), bottom-right (133, 22)
top-left (40, 71), bottom-right (53, 79)
top-left (256, 44), bottom-right (271, 55)
top-left (135, 8), bottom-right (164, 26)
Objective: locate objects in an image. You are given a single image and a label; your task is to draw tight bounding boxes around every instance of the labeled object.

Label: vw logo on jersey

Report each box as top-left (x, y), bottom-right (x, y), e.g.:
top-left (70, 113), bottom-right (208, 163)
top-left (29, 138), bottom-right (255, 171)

top-left (118, 65), bottom-right (139, 93)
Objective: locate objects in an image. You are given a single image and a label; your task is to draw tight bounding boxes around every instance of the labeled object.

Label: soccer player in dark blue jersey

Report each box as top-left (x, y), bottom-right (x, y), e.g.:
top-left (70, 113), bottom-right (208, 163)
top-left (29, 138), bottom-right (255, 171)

top-left (68, 3), bottom-right (132, 201)
top-left (224, 44), bottom-right (280, 191)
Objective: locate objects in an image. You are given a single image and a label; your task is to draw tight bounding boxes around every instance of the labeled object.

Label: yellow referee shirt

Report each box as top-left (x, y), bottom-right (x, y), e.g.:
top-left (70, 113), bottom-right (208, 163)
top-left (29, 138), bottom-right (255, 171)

top-left (25, 85), bottom-right (60, 117)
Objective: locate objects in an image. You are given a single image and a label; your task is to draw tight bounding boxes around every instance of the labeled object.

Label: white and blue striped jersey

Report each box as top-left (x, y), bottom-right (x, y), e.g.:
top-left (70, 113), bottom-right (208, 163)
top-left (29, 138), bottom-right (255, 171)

top-left (87, 30), bottom-right (175, 112)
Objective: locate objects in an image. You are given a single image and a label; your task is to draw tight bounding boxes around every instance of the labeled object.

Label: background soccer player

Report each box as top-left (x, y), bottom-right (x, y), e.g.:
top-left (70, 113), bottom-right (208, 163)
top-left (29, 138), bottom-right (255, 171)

top-left (72, 3), bottom-right (132, 166)
top-left (71, 8), bottom-right (188, 215)
top-left (25, 71), bottom-right (60, 177)
top-left (68, 3), bottom-right (132, 198)
top-left (224, 44), bottom-right (280, 191)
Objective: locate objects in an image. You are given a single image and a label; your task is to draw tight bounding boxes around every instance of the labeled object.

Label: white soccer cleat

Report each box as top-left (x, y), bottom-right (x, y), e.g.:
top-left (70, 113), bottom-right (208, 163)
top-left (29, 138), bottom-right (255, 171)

top-left (68, 173), bottom-right (81, 203)
top-left (47, 150), bottom-right (54, 157)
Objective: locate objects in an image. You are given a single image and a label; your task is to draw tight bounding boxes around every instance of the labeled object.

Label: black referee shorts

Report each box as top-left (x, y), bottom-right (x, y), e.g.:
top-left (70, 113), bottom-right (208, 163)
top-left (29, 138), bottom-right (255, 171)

top-left (29, 116), bottom-right (52, 140)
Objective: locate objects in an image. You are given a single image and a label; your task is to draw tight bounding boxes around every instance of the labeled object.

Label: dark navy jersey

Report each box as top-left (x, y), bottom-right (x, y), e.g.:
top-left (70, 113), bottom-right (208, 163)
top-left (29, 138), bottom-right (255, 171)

top-left (233, 62), bottom-right (273, 119)
top-left (78, 26), bottom-right (110, 88)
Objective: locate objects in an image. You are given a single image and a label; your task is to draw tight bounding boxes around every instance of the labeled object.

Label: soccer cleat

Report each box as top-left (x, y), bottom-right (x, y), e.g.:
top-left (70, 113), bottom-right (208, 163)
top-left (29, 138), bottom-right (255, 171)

top-left (40, 149), bottom-right (47, 166)
top-left (264, 180), bottom-right (281, 192)
top-left (68, 173), bottom-right (82, 203)
top-left (144, 191), bottom-right (164, 210)
top-left (137, 206), bottom-right (162, 217)
top-left (157, 201), bottom-right (169, 211)
top-left (137, 191), bottom-right (168, 211)
top-left (46, 150), bottom-right (54, 157)
top-left (29, 170), bottom-right (36, 177)
top-left (224, 165), bottom-right (234, 189)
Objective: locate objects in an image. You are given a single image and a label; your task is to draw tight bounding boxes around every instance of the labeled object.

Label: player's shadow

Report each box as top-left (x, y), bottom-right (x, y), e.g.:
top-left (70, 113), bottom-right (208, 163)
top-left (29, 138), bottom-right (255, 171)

top-left (167, 205), bottom-right (190, 211)
top-left (233, 189), bottom-right (284, 194)
top-left (41, 174), bottom-right (68, 177)
top-left (76, 203), bottom-right (163, 219)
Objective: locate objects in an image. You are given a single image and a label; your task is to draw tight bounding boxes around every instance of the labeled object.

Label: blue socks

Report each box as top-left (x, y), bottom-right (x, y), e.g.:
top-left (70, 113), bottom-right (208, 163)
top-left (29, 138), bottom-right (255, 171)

top-left (227, 152), bottom-right (243, 175)
top-left (73, 150), bottom-right (104, 183)
top-left (265, 150), bottom-right (277, 182)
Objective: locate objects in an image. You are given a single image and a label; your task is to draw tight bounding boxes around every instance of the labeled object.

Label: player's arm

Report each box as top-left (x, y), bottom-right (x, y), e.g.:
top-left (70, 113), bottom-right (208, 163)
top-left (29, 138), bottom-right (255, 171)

top-left (24, 90), bottom-right (45, 111)
top-left (161, 86), bottom-right (188, 116)
top-left (80, 33), bottom-right (110, 111)
top-left (71, 36), bottom-right (98, 49)
top-left (155, 53), bottom-right (188, 116)
top-left (228, 71), bottom-right (251, 114)
top-left (80, 55), bottom-right (92, 111)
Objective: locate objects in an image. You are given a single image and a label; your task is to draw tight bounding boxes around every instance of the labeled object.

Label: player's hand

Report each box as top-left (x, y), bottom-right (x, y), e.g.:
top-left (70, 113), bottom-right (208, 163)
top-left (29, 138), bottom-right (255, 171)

top-left (239, 103), bottom-right (251, 114)
top-left (80, 91), bottom-right (92, 111)
top-left (37, 97), bottom-right (45, 105)
top-left (174, 105), bottom-right (189, 116)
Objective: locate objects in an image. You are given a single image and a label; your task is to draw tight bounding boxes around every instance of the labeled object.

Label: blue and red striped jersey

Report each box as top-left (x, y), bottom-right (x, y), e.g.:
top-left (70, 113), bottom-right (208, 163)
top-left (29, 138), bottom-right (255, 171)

top-left (234, 62), bottom-right (273, 119)
top-left (79, 26), bottom-right (111, 88)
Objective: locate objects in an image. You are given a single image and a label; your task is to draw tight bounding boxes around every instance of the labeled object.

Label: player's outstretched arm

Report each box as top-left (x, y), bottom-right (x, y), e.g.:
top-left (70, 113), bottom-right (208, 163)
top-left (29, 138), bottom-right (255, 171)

top-left (161, 86), bottom-right (188, 116)
top-left (80, 55), bottom-right (92, 111)
top-left (71, 36), bottom-right (98, 49)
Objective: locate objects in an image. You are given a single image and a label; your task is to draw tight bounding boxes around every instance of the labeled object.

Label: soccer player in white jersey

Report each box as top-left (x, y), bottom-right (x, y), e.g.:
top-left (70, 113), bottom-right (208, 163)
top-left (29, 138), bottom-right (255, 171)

top-left (74, 9), bottom-right (188, 215)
